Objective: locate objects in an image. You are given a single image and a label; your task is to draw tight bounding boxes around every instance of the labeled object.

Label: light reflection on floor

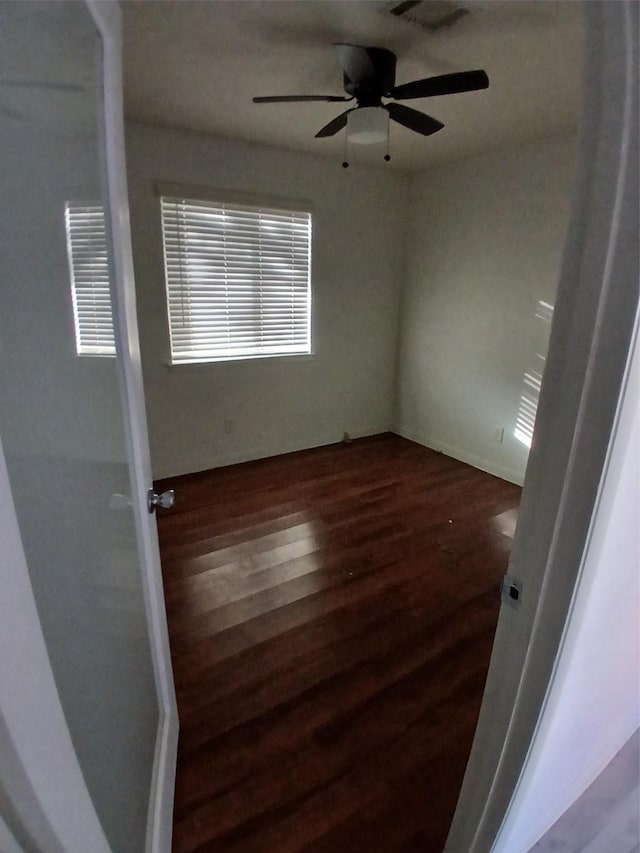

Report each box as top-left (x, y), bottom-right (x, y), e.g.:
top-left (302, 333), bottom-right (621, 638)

top-left (492, 508), bottom-right (519, 540)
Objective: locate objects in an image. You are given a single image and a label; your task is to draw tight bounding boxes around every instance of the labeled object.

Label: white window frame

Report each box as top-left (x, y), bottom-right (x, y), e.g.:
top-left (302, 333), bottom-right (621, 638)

top-left (158, 185), bottom-right (313, 365)
top-left (65, 202), bottom-right (116, 357)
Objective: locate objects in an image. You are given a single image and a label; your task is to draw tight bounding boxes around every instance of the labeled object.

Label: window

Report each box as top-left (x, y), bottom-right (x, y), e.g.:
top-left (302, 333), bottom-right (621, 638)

top-left (160, 194), bottom-right (312, 363)
top-left (514, 299), bottom-right (554, 448)
top-left (65, 203), bottom-right (115, 356)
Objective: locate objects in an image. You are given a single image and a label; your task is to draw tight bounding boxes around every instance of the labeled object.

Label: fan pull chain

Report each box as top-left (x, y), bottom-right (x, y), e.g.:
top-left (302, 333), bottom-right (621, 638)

top-left (384, 122), bottom-right (391, 162)
top-left (342, 130), bottom-right (349, 168)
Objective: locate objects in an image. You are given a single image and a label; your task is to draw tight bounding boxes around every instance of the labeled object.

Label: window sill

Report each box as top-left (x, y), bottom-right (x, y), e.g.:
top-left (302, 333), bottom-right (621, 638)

top-left (164, 352), bottom-right (315, 369)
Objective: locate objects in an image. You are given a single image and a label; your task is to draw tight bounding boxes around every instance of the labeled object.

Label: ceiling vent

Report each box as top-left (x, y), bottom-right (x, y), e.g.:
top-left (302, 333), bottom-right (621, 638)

top-left (381, 0), bottom-right (471, 32)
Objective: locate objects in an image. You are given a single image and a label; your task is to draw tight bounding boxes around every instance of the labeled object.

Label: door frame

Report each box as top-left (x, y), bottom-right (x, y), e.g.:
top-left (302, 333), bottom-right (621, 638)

top-left (445, 2), bottom-right (639, 850)
top-left (0, 2), bottom-right (177, 851)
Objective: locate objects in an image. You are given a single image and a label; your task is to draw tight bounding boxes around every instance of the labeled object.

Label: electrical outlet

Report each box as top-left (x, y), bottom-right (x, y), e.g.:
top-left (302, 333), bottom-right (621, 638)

top-left (493, 427), bottom-right (505, 444)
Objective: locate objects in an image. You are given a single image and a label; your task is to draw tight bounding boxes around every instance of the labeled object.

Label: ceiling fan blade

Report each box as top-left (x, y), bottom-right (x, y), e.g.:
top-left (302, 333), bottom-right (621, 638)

top-left (334, 44), bottom-right (375, 85)
top-left (253, 94), bottom-right (352, 104)
top-left (315, 108), bottom-right (353, 138)
top-left (392, 69), bottom-right (489, 100)
top-left (385, 103), bottom-right (444, 136)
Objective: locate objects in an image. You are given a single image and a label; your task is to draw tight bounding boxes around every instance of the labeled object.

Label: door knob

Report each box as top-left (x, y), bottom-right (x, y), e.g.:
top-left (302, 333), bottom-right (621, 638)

top-left (147, 488), bottom-right (175, 513)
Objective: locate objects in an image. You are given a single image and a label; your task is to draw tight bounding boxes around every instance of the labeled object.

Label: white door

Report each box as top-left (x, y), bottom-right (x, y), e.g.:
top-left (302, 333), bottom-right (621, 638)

top-left (0, 2), bottom-right (177, 851)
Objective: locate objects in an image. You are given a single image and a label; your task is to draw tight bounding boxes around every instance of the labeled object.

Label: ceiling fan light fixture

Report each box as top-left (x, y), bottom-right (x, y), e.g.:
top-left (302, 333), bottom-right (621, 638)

top-left (347, 106), bottom-right (389, 144)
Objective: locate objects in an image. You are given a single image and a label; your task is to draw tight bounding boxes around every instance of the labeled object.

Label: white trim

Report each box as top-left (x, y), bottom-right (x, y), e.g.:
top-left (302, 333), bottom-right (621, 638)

top-left (87, 3), bottom-right (178, 851)
top-left (155, 180), bottom-right (314, 213)
top-left (153, 423), bottom-right (391, 480)
top-left (146, 711), bottom-right (180, 853)
top-left (391, 425), bottom-right (525, 486)
top-left (445, 2), bottom-right (639, 850)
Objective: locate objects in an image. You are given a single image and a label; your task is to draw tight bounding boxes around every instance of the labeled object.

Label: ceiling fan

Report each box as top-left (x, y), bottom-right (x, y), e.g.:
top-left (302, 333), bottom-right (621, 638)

top-left (253, 44), bottom-right (489, 142)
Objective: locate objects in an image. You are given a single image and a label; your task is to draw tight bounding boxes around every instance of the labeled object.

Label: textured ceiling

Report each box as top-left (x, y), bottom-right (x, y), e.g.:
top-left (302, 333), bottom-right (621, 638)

top-left (122, 0), bottom-right (584, 172)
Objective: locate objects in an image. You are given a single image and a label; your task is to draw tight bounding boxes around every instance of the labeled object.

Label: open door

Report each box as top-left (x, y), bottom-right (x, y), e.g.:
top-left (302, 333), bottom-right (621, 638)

top-left (445, 1), bottom-right (639, 850)
top-left (0, 2), bottom-right (177, 851)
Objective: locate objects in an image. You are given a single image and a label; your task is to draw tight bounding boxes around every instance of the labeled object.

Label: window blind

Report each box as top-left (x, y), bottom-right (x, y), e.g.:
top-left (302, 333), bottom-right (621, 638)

top-left (160, 196), bottom-right (312, 363)
top-left (65, 203), bottom-right (115, 356)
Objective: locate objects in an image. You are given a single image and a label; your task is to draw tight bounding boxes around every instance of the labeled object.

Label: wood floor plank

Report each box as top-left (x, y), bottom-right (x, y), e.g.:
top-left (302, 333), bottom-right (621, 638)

top-left (173, 600), bottom-right (497, 816)
top-left (157, 433), bottom-right (521, 852)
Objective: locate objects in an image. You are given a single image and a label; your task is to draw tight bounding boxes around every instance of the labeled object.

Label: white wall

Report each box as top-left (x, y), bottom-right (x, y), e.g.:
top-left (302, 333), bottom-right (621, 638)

top-left (394, 136), bottom-right (577, 485)
top-left (125, 122), bottom-right (409, 479)
top-left (493, 315), bottom-right (640, 853)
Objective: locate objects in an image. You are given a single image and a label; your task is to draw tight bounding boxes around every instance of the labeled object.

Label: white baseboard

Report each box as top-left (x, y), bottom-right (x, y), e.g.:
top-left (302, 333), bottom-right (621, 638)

top-left (145, 708), bottom-right (179, 853)
top-left (153, 424), bottom-right (391, 480)
top-left (392, 424), bottom-right (525, 486)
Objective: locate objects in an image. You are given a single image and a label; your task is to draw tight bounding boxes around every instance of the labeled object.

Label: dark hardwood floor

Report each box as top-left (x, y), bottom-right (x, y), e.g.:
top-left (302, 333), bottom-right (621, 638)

top-left (155, 433), bottom-right (521, 852)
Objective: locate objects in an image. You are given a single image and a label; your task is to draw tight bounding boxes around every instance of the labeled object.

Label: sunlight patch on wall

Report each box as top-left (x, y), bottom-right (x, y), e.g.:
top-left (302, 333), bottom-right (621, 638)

top-left (514, 300), bottom-right (555, 448)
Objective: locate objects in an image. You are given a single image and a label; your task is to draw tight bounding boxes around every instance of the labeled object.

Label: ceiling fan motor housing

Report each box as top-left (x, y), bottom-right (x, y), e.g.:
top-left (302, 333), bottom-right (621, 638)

top-left (344, 48), bottom-right (397, 105)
